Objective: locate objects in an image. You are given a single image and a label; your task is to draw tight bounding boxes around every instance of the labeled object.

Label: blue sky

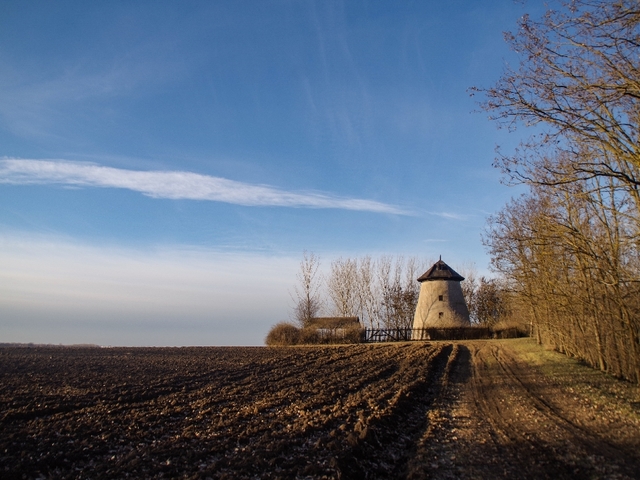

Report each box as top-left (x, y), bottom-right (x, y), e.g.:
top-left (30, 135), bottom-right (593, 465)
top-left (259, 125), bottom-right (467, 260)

top-left (0, 1), bottom-right (543, 346)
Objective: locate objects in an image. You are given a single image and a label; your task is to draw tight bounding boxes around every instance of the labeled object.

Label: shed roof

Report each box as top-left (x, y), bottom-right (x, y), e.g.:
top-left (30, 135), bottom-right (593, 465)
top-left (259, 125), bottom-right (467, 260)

top-left (417, 259), bottom-right (464, 282)
top-left (308, 317), bottom-right (360, 328)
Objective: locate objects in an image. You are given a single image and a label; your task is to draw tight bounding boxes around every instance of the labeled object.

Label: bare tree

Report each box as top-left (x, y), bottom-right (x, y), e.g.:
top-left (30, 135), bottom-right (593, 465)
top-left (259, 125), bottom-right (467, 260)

top-left (291, 251), bottom-right (323, 327)
top-left (474, 277), bottom-right (509, 327)
top-left (355, 256), bottom-right (379, 329)
top-left (457, 262), bottom-right (478, 323)
top-left (375, 256), bottom-right (422, 329)
top-left (474, 0), bottom-right (640, 227)
top-left (326, 257), bottom-right (358, 317)
top-left (375, 256), bottom-right (394, 328)
top-left (404, 256), bottom-right (423, 308)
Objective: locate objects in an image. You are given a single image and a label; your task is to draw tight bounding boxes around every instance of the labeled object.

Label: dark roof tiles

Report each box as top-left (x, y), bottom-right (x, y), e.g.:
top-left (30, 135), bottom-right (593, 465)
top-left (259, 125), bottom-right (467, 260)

top-left (417, 259), bottom-right (464, 282)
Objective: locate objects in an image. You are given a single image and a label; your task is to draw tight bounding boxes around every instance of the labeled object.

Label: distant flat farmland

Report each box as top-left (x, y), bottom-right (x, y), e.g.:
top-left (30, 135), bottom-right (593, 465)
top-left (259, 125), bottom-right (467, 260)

top-left (1, 340), bottom-right (639, 479)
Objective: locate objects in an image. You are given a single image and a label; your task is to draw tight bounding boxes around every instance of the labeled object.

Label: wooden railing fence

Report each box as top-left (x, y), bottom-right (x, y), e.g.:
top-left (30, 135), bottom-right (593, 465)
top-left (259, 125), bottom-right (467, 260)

top-left (363, 326), bottom-right (523, 342)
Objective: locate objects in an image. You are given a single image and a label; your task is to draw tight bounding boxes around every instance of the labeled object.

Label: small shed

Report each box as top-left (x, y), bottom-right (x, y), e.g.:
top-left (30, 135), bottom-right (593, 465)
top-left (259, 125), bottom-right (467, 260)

top-left (307, 316), bottom-right (361, 341)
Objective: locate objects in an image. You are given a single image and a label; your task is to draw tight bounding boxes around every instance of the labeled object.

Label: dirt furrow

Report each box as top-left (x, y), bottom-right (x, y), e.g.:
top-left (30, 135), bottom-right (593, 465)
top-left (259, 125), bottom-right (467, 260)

top-left (1, 344), bottom-right (455, 479)
top-left (2, 341), bottom-right (639, 479)
top-left (334, 344), bottom-right (456, 479)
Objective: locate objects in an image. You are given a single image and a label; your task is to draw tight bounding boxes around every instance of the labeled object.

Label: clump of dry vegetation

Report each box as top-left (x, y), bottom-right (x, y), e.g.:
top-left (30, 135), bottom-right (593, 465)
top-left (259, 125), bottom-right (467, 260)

top-left (265, 321), bottom-right (363, 346)
top-left (264, 322), bottom-right (300, 346)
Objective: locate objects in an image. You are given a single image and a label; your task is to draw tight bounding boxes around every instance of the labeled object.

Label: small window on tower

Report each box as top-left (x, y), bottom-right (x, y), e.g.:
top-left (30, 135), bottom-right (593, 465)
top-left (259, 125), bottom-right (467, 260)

top-left (438, 312), bottom-right (443, 318)
top-left (438, 295), bottom-right (443, 301)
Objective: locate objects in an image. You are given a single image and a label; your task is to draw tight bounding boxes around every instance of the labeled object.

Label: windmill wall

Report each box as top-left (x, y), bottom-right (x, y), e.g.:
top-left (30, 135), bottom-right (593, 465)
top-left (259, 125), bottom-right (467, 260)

top-left (412, 279), bottom-right (470, 330)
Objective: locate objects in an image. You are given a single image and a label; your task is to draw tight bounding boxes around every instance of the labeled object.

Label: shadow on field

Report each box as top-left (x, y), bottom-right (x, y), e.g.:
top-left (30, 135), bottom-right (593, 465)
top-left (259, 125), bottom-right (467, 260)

top-left (335, 343), bottom-right (463, 479)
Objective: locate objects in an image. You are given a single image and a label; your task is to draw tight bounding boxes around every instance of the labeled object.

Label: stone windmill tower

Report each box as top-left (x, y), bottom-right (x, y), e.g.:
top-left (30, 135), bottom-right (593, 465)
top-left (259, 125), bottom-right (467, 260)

top-left (412, 258), bottom-right (470, 338)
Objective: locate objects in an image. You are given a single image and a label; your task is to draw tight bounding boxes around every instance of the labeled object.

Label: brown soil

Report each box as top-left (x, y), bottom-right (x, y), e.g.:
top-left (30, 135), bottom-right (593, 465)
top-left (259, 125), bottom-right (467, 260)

top-left (1, 340), bottom-right (638, 479)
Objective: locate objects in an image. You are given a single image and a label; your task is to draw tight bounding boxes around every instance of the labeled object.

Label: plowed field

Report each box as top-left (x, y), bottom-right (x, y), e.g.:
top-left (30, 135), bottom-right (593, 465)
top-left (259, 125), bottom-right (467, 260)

top-left (1, 340), bottom-right (639, 479)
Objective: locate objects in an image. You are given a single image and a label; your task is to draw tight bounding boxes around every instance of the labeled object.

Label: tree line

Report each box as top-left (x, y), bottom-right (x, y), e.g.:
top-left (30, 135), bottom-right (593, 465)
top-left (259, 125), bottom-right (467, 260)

top-left (291, 252), bottom-right (425, 331)
top-left (291, 252), bottom-right (512, 331)
top-left (476, 0), bottom-right (640, 382)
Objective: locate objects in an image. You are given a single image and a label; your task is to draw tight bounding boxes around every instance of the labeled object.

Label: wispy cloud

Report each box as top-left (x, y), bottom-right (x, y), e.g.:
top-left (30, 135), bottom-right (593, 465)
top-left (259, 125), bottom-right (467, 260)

top-left (0, 51), bottom-right (185, 141)
top-left (0, 159), bottom-right (408, 214)
top-left (427, 211), bottom-right (472, 221)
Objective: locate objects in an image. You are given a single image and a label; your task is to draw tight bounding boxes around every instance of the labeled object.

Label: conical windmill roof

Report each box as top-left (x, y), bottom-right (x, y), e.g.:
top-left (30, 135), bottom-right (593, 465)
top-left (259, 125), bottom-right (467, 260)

top-left (417, 258), bottom-right (464, 282)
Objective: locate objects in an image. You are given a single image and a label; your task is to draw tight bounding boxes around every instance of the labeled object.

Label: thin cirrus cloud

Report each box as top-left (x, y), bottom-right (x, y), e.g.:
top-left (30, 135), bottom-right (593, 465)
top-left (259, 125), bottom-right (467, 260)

top-left (0, 159), bottom-right (408, 214)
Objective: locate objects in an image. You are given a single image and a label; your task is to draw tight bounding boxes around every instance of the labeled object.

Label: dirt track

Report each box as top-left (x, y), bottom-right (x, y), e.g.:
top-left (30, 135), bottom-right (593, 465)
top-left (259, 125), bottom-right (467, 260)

top-left (1, 340), bottom-right (639, 479)
top-left (408, 342), bottom-right (640, 479)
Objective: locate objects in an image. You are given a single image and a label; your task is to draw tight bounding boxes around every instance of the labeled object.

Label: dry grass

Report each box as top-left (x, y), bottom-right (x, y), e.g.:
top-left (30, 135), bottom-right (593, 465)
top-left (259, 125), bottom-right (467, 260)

top-left (506, 338), bottom-right (640, 420)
